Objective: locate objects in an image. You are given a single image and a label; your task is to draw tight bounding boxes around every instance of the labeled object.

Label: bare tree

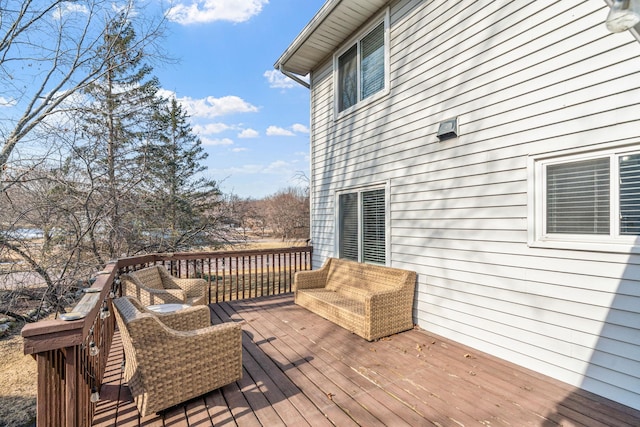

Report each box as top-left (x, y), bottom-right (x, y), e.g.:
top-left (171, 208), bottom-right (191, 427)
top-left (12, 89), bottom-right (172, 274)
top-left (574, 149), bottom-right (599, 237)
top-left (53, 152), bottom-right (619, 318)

top-left (262, 187), bottom-right (309, 242)
top-left (0, 0), bottom-right (166, 178)
top-left (0, 162), bottom-right (104, 319)
top-left (0, 1), bottom-right (167, 319)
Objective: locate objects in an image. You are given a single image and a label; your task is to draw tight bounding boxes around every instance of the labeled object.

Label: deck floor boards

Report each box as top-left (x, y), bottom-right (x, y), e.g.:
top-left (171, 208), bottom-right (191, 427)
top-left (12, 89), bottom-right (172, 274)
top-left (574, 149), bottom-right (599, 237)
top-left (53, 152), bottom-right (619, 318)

top-left (93, 293), bottom-right (640, 426)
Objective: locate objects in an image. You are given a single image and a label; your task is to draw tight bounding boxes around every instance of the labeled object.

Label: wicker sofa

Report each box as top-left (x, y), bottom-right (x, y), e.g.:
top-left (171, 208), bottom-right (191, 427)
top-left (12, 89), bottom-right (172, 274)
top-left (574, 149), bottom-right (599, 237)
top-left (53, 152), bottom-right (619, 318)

top-left (120, 265), bottom-right (208, 306)
top-left (294, 257), bottom-right (417, 341)
top-left (112, 296), bottom-right (242, 417)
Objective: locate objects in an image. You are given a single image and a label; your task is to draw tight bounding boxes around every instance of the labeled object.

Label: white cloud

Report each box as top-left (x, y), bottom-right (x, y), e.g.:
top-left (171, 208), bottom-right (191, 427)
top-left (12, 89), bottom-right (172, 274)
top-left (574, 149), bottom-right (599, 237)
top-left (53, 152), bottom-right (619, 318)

top-left (52, 3), bottom-right (89, 20)
top-left (264, 160), bottom-right (288, 173)
top-left (193, 123), bottom-right (232, 135)
top-left (201, 137), bottom-right (234, 146)
top-left (263, 70), bottom-right (296, 89)
top-left (159, 89), bottom-right (258, 119)
top-left (166, 0), bottom-right (268, 25)
top-left (266, 124), bottom-right (310, 137)
top-left (157, 88), bottom-right (177, 99)
top-left (232, 147), bottom-right (248, 152)
top-left (112, 3), bottom-right (139, 18)
top-left (0, 97), bottom-right (16, 108)
top-left (189, 95), bottom-right (258, 118)
top-left (291, 123), bottom-right (309, 134)
top-left (238, 128), bottom-right (259, 138)
top-left (266, 126), bottom-right (295, 137)
top-left (214, 160), bottom-right (292, 176)
top-left (166, 92), bottom-right (258, 119)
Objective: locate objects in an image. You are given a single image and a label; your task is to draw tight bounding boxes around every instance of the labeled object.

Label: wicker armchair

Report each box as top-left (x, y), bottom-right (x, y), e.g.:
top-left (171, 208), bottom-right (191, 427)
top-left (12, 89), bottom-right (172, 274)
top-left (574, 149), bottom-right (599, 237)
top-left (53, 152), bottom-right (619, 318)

top-left (113, 296), bottom-right (243, 417)
top-left (120, 265), bottom-right (208, 306)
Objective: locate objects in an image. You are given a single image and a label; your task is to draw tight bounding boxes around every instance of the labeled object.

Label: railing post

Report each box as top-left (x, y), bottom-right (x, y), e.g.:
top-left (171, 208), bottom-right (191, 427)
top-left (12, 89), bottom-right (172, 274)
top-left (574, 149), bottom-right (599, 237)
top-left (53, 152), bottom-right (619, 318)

top-left (65, 345), bottom-right (77, 427)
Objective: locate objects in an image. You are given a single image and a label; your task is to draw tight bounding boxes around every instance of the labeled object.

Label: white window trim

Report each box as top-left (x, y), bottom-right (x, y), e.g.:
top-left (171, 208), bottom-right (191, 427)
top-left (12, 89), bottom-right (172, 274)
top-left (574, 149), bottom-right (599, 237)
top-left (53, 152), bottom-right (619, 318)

top-left (528, 143), bottom-right (640, 254)
top-left (333, 8), bottom-right (390, 120)
top-left (334, 182), bottom-right (390, 265)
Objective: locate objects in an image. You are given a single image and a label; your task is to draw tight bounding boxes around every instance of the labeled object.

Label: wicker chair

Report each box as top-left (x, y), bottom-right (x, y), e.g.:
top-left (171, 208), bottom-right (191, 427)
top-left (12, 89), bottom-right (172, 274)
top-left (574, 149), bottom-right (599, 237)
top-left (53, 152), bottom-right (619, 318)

top-left (112, 296), bottom-right (243, 417)
top-left (120, 265), bottom-right (208, 306)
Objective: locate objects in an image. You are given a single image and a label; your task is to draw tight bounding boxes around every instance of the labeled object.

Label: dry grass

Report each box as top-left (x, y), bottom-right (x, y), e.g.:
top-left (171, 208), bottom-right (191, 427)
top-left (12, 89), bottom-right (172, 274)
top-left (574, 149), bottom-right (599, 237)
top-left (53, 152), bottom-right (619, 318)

top-left (0, 287), bottom-right (43, 426)
top-left (0, 288), bottom-right (86, 426)
top-left (219, 238), bottom-right (308, 251)
top-left (0, 329), bottom-right (37, 427)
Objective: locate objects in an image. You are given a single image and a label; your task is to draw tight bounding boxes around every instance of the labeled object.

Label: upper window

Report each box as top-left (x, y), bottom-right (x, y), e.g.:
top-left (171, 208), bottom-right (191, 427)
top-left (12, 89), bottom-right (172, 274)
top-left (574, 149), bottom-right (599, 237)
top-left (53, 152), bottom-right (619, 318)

top-left (338, 186), bottom-right (387, 265)
top-left (530, 146), bottom-right (640, 252)
top-left (335, 11), bottom-right (389, 116)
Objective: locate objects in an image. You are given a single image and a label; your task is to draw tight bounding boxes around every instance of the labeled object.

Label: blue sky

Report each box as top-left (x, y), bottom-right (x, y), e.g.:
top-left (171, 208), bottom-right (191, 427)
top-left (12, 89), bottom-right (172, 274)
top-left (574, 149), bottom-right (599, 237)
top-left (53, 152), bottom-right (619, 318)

top-left (155, 0), bottom-right (326, 198)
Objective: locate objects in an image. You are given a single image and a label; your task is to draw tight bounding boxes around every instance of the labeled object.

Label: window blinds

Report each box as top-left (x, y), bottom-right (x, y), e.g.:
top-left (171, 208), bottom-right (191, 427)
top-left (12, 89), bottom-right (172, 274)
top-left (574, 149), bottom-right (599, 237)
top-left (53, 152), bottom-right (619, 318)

top-left (339, 193), bottom-right (358, 260)
top-left (546, 158), bottom-right (610, 234)
top-left (360, 22), bottom-right (385, 101)
top-left (619, 153), bottom-right (640, 235)
top-left (362, 189), bottom-right (385, 264)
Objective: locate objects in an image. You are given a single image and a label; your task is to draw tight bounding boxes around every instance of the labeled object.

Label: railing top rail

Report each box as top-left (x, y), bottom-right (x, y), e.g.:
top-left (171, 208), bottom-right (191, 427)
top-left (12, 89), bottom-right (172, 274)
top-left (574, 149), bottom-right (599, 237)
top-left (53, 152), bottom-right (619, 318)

top-left (154, 245), bottom-right (312, 260)
top-left (115, 254), bottom-right (159, 270)
top-left (21, 262), bottom-right (117, 355)
top-left (115, 246), bottom-right (311, 269)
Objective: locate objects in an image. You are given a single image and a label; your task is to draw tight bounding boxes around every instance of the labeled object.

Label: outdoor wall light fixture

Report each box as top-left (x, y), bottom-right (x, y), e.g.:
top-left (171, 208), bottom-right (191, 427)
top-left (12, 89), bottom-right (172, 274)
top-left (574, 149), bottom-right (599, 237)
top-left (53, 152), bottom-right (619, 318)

top-left (437, 117), bottom-right (458, 141)
top-left (606, 0), bottom-right (640, 32)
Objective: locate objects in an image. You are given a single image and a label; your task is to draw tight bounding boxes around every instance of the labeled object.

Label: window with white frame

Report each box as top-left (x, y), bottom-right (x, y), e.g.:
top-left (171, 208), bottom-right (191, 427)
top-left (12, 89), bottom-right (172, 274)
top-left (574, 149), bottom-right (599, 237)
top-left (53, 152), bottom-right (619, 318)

top-left (531, 147), bottom-right (640, 250)
top-left (335, 11), bottom-right (389, 115)
top-left (338, 187), bottom-right (387, 264)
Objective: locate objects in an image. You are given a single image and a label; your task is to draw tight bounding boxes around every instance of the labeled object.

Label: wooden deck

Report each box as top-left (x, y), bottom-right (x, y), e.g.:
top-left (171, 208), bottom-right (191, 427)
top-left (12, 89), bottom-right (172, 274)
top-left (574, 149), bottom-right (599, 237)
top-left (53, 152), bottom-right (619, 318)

top-left (93, 294), bottom-right (640, 426)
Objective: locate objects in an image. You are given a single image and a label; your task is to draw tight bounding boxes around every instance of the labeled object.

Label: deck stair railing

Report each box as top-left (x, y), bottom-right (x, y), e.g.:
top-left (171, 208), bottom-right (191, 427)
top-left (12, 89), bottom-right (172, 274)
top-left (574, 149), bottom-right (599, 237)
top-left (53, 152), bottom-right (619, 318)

top-left (21, 246), bottom-right (312, 427)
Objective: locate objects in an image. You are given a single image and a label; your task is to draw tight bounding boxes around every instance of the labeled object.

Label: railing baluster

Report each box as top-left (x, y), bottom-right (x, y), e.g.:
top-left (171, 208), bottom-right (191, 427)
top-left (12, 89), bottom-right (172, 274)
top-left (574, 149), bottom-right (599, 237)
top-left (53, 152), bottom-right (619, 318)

top-left (242, 256), bottom-right (246, 299)
top-left (260, 254), bottom-right (264, 297)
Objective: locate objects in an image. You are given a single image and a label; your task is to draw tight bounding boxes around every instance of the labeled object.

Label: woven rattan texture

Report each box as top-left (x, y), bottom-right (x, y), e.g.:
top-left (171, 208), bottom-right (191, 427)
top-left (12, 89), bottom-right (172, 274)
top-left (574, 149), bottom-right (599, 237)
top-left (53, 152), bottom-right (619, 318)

top-left (121, 265), bottom-right (208, 306)
top-left (294, 258), bottom-right (416, 341)
top-left (113, 296), bottom-right (242, 417)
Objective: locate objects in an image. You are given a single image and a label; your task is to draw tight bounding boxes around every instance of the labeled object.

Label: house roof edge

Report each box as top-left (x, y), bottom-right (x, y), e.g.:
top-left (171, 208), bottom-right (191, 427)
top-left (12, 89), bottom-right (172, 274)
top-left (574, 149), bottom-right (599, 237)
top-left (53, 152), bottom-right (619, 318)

top-left (274, 0), bottom-right (341, 76)
top-left (274, 0), bottom-right (389, 76)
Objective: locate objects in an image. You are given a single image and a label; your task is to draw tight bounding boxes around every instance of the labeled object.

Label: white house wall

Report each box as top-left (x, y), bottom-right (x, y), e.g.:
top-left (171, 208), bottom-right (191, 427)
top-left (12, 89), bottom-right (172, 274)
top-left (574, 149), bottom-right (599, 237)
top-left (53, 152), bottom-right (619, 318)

top-left (308, 0), bottom-right (640, 411)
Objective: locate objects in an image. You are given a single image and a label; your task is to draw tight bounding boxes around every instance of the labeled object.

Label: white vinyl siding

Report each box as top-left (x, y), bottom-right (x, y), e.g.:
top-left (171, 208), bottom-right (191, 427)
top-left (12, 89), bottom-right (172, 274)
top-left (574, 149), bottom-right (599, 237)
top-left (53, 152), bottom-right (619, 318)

top-left (307, 0), bottom-right (640, 411)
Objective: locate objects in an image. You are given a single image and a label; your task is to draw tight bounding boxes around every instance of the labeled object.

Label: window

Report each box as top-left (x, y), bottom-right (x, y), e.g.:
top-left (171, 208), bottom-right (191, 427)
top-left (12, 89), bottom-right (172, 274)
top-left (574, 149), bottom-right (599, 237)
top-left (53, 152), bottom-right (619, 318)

top-left (545, 158), bottom-right (610, 235)
top-left (335, 12), bottom-right (389, 115)
top-left (531, 146), bottom-right (640, 251)
top-left (338, 187), bottom-right (387, 264)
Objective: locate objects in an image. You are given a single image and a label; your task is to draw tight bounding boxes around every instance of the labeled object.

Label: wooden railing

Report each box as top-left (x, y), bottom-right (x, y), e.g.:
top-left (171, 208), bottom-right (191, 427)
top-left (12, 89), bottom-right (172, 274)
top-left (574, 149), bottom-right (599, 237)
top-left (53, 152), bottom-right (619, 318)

top-left (21, 246), bottom-right (312, 427)
top-left (21, 263), bottom-right (118, 427)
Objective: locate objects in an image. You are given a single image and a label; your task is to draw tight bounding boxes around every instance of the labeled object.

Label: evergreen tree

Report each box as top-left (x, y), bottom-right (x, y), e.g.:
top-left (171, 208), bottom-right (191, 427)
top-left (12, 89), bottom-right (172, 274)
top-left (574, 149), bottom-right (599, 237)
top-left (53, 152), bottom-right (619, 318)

top-left (140, 97), bottom-right (222, 251)
top-left (78, 14), bottom-right (161, 258)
